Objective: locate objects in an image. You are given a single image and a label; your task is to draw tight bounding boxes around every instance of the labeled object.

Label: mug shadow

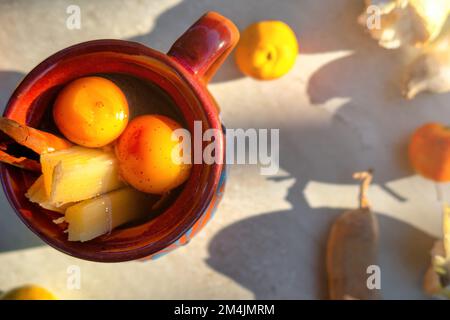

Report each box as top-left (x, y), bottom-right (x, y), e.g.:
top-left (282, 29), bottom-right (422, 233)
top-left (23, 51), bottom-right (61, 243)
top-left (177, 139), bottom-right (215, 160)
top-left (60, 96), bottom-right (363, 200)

top-left (206, 118), bottom-right (436, 299)
top-left (0, 70), bottom-right (45, 252)
top-left (206, 198), bottom-right (435, 299)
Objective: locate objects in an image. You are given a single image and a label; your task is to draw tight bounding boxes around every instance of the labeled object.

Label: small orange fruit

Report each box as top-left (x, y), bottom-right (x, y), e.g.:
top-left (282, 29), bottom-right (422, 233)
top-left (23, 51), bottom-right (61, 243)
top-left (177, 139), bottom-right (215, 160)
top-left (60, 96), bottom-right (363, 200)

top-left (235, 20), bottom-right (298, 80)
top-left (2, 285), bottom-right (57, 300)
top-left (115, 115), bottom-right (192, 194)
top-left (53, 76), bottom-right (129, 148)
top-left (409, 122), bottom-right (450, 182)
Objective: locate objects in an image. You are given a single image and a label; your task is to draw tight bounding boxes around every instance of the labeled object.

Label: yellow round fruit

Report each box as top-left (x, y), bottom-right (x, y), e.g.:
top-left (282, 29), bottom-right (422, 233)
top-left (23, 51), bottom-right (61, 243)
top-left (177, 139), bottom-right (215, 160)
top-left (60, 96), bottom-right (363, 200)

top-left (53, 76), bottom-right (129, 147)
top-left (2, 285), bottom-right (57, 300)
top-left (115, 115), bottom-right (192, 194)
top-left (235, 20), bottom-right (298, 80)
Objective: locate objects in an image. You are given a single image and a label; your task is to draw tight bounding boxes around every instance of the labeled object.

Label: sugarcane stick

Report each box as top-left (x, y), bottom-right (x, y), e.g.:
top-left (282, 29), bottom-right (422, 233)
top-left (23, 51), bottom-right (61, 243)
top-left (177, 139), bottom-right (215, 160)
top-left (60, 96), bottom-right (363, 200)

top-left (326, 170), bottom-right (380, 300)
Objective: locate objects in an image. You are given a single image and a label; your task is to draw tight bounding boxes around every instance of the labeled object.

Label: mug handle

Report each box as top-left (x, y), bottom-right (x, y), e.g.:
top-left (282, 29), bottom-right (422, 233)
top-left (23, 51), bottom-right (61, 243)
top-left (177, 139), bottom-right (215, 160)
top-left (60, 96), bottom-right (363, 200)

top-left (168, 11), bottom-right (240, 83)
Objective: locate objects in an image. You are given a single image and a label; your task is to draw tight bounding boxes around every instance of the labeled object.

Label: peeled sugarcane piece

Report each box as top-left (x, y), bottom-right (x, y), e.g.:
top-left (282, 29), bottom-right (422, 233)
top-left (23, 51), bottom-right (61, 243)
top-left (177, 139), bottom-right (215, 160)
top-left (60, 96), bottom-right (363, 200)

top-left (40, 146), bottom-right (124, 207)
top-left (404, 23), bottom-right (450, 99)
top-left (25, 176), bottom-right (69, 213)
top-left (41, 147), bottom-right (104, 197)
top-left (64, 188), bottom-right (159, 242)
top-left (326, 170), bottom-right (380, 300)
top-left (358, 0), bottom-right (450, 49)
top-left (423, 204), bottom-right (450, 298)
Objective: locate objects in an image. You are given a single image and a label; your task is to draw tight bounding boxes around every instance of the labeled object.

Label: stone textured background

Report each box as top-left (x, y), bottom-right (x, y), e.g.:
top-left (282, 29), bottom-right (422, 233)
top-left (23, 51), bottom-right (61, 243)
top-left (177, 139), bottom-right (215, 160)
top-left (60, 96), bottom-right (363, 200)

top-left (0, 0), bottom-right (448, 299)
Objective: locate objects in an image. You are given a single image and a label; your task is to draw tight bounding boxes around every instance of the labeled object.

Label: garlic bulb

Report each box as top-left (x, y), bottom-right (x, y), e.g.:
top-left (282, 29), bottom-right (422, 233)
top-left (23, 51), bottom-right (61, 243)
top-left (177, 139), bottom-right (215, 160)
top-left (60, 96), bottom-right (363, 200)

top-left (358, 0), bottom-right (450, 49)
top-left (404, 23), bottom-right (450, 99)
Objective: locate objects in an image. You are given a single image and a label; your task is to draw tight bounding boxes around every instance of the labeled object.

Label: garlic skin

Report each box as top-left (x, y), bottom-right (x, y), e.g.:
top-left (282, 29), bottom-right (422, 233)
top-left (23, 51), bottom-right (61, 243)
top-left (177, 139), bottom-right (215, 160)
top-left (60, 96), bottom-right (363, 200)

top-left (404, 24), bottom-right (450, 99)
top-left (358, 0), bottom-right (450, 49)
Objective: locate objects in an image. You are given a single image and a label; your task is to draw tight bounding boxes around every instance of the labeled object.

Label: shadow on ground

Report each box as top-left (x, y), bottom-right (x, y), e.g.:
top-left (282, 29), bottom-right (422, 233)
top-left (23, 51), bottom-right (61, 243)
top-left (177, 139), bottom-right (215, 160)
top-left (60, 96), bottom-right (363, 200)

top-left (0, 71), bottom-right (44, 252)
top-left (206, 115), bottom-right (436, 299)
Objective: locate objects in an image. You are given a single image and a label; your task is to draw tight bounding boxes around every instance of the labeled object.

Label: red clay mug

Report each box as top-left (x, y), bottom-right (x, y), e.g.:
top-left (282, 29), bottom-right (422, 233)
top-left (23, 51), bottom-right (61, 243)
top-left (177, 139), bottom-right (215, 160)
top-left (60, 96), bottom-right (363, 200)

top-left (1, 11), bottom-right (239, 262)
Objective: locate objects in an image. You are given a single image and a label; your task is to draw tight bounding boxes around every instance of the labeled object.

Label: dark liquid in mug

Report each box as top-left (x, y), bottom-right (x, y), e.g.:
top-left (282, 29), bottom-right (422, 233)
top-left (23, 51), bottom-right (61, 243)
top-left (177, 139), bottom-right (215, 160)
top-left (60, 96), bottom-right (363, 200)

top-left (101, 73), bottom-right (184, 123)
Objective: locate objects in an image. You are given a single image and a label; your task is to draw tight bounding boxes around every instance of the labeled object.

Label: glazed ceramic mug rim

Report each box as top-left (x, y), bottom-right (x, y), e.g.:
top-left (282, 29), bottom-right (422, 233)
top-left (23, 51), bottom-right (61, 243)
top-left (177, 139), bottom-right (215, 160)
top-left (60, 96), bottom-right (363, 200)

top-left (1, 39), bottom-right (224, 262)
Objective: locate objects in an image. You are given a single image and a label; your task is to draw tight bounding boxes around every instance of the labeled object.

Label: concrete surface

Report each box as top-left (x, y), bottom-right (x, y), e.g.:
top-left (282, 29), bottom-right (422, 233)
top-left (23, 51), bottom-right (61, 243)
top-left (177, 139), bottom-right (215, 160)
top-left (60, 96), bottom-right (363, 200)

top-left (0, 0), bottom-right (448, 299)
